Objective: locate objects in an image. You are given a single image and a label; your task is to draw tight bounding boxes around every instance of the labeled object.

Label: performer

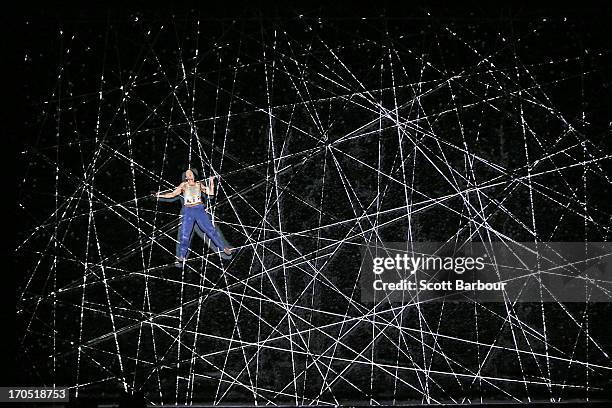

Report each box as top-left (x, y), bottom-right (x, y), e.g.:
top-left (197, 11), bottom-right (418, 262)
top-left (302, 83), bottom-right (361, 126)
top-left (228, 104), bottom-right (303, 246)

top-left (156, 169), bottom-right (233, 262)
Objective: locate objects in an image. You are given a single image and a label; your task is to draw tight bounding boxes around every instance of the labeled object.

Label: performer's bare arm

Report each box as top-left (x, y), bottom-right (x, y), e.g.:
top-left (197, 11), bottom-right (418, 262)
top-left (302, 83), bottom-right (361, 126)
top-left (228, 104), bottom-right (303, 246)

top-left (201, 176), bottom-right (215, 196)
top-left (157, 183), bottom-right (184, 199)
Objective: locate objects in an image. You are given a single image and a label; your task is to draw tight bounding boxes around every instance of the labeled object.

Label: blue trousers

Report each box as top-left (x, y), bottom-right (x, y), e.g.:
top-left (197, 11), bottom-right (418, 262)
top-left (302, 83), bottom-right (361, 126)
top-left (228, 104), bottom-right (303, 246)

top-left (178, 204), bottom-right (225, 258)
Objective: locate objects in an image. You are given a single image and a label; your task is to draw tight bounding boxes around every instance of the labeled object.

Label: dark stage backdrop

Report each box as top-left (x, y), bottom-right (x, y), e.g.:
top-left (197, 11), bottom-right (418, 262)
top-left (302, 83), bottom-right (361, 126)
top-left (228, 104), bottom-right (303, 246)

top-left (18, 4), bottom-right (612, 406)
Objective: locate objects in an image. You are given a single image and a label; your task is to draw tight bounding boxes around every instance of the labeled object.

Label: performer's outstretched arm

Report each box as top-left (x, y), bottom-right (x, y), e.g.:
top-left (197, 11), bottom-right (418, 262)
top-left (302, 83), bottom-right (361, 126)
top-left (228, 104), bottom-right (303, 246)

top-left (157, 183), bottom-right (184, 199)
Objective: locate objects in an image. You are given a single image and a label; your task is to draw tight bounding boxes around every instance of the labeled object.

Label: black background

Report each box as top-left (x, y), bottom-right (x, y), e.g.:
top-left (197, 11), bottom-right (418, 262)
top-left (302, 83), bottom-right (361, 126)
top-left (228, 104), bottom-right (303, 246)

top-left (8, 0), bottom-right (612, 405)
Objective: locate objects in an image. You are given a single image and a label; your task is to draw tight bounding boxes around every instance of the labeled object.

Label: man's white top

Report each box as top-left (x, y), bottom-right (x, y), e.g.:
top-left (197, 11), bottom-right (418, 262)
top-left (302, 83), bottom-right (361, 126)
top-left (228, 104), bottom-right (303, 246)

top-left (183, 182), bottom-right (202, 206)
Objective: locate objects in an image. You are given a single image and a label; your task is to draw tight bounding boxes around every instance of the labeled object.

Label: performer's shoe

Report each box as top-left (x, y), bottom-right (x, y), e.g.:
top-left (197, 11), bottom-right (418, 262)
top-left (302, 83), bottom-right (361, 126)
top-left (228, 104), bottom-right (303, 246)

top-left (175, 257), bottom-right (186, 268)
top-left (218, 247), bottom-right (234, 260)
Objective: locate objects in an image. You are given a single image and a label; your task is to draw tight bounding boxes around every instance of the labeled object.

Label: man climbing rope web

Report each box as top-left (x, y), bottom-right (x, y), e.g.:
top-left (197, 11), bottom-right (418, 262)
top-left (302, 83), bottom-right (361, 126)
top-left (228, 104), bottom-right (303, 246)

top-left (156, 168), bottom-right (234, 264)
